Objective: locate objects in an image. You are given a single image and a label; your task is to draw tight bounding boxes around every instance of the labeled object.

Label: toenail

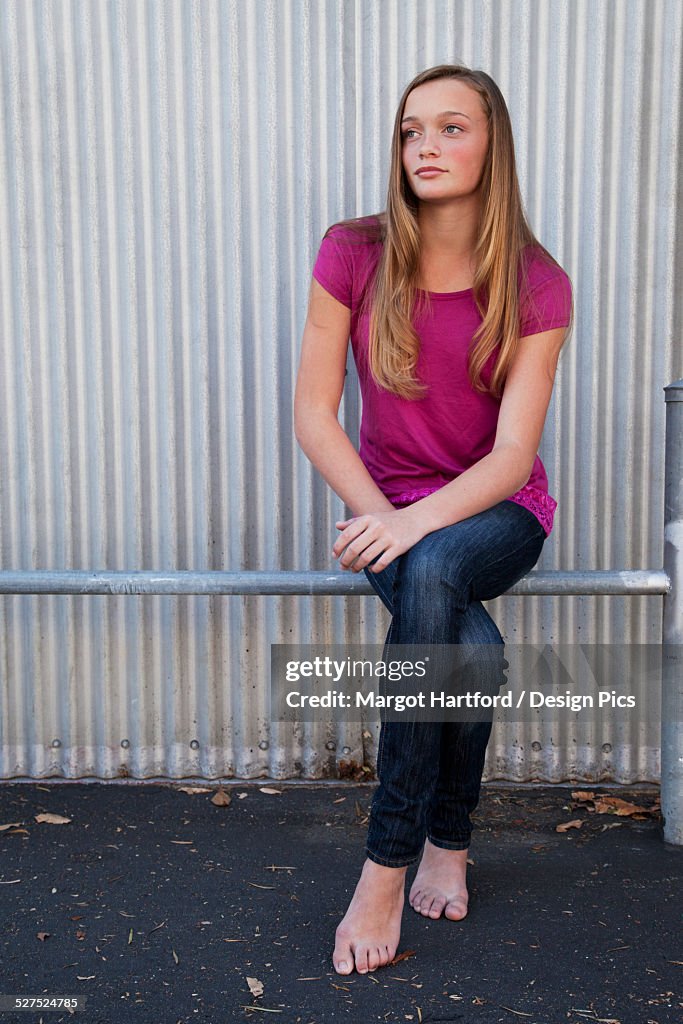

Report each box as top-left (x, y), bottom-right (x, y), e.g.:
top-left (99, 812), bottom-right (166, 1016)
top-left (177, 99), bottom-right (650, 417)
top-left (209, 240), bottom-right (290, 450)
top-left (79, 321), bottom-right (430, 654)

top-left (339, 961), bottom-right (347, 970)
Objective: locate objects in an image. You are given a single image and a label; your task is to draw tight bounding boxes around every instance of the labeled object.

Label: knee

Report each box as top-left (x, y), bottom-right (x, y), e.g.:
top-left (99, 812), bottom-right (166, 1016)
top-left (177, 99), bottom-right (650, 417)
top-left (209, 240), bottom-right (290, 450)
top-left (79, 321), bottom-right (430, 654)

top-left (395, 538), bottom-right (471, 613)
top-left (393, 538), bottom-right (471, 615)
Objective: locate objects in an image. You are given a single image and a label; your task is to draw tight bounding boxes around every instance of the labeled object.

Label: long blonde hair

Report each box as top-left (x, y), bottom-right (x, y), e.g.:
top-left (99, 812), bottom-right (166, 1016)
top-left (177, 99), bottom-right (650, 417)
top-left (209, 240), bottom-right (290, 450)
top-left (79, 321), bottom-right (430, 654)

top-left (328, 64), bottom-right (573, 399)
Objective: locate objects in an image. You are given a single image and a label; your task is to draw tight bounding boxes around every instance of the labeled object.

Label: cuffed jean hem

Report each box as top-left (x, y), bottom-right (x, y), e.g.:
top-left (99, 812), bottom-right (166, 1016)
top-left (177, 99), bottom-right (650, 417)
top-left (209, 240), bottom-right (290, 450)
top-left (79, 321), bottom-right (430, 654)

top-left (365, 847), bottom-right (421, 869)
top-left (427, 835), bottom-right (471, 851)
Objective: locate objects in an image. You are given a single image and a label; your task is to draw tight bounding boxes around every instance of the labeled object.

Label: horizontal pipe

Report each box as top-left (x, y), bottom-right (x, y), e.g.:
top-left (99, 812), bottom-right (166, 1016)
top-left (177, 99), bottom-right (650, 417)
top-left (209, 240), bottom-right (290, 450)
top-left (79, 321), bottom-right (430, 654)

top-left (0, 569), bottom-right (671, 596)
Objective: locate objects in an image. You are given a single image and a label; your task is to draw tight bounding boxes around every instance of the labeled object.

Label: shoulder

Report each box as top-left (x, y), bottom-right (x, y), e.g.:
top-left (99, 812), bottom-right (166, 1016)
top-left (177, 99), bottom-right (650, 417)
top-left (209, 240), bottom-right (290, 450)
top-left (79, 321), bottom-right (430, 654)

top-left (517, 245), bottom-right (573, 336)
top-left (323, 213), bottom-right (385, 252)
top-left (312, 214), bottom-right (384, 310)
top-left (519, 243), bottom-right (572, 295)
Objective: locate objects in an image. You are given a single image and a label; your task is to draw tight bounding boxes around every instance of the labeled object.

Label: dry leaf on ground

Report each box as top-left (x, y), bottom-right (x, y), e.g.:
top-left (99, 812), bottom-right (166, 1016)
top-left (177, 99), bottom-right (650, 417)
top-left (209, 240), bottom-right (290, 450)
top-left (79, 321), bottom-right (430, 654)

top-left (556, 819), bottom-right (583, 833)
top-left (211, 787), bottom-right (232, 806)
top-left (34, 813), bottom-right (71, 825)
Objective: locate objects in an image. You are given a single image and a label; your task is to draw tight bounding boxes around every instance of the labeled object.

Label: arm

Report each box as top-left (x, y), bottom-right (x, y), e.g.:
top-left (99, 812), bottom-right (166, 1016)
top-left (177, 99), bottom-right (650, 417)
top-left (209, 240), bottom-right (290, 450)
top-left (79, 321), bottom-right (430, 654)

top-left (294, 277), bottom-right (395, 516)
top-left (334, 324), bottom-right (569, 572)
top-left (413, 324), bottom-right (569, 533)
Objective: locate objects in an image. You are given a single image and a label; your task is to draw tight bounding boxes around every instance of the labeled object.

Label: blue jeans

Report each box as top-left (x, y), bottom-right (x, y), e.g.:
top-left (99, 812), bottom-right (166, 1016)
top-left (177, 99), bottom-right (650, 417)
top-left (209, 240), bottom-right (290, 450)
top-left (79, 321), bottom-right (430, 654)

top-left (362, 498), bottom-right (547, 867)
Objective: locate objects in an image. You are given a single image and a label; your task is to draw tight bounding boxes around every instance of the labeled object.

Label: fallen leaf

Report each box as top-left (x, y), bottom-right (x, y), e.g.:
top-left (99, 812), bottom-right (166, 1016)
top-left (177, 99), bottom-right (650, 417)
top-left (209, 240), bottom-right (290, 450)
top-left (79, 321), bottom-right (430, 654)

top-left (571, 791), bottom-right (659, 818)
top-left (211, 788), bottom-right (232, 807)
top-left (389, 949), bottom-right (416, 965)
top-left (178, 786), bottom-right (211, 794)
top-left (34, 813), bottom-right (71, 825)
top-left (246, 976), bottom-right (264, 997)
top-left (127, 929), bottom-right (133, 945)
top-left (556, 819), bottom-right (583, 832)
top-left (259, 787), bottom-right (282, 796)
top-left (571, 790), bottom-right (596, 802)
top-left (76, 975), bottom-right (95, 981)
top-left (593, 796), bottom-right (654, 817)
top-left (172, 948), bottom-right (179, 964)
top-left (37, 932), bottom-right (50, 941)
top-left (0, 822), bottom-right (23, 831)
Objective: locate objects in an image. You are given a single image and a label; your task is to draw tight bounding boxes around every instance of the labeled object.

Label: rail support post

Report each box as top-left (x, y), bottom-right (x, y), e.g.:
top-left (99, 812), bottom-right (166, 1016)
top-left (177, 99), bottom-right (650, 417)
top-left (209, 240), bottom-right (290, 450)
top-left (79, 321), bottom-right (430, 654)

top-left (662, 378), bottom-right (683, 844)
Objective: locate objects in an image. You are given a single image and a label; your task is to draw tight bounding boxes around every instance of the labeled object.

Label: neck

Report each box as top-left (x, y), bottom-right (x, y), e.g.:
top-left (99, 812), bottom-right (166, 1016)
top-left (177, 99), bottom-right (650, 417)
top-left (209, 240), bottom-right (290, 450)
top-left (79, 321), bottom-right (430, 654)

top-left (416, 199), bottom-right (480, 260)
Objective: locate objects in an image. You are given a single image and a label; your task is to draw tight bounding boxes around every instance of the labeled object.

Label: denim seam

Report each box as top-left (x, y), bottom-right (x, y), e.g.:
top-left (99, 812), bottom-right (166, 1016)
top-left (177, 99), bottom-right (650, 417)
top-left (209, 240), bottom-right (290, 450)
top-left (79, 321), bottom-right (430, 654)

top-left (366, 848), bottom-right (422, 868)
top-left (427, 834), bottom-right (471, 851)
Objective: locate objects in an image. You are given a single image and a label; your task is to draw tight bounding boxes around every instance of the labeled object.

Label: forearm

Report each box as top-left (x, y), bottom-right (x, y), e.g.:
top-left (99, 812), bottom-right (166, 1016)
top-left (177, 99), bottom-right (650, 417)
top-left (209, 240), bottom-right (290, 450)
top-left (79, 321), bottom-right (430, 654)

top-left (295, 410), bottom-right (395, 516)
top-left (412, 445), bottom-right (530, 534)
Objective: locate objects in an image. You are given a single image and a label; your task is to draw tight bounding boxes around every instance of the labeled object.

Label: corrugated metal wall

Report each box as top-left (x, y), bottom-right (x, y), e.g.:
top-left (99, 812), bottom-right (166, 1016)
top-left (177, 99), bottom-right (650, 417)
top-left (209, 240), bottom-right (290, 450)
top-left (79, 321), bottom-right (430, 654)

top-left (0, 0), bottom-right (680, 781)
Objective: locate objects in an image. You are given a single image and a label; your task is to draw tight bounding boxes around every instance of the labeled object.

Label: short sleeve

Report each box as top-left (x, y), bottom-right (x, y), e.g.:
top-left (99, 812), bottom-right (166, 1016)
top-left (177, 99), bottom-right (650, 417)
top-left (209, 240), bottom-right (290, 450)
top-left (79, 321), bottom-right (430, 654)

top-left (311, 229), bottom-right (353, 309)
top-left (519, 265), bottom-right (573, 337)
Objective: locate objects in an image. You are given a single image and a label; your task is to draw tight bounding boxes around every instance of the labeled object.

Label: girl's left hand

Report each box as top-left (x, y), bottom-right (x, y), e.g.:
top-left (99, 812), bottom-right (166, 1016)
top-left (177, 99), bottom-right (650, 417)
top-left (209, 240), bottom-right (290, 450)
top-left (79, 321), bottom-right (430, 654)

top-left (333, 508), bottom-right (427, 573)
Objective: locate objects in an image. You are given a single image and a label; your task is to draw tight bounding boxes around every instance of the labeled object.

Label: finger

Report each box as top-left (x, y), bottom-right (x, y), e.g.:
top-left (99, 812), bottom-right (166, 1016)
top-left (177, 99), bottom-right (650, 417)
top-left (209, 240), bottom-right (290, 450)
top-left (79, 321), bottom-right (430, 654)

top-left (337, 529), bottom-right (380, 569)
top-left (332, 519), bottom-right (374, 559)
top-left (348, 538), bottom-right (392, 573)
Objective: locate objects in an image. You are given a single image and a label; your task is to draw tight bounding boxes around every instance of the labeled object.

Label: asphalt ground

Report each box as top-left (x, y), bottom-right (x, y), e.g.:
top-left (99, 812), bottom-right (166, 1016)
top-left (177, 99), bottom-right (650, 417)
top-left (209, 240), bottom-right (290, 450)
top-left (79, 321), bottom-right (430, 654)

top-left (0, 781), bottom-right (680, 1024)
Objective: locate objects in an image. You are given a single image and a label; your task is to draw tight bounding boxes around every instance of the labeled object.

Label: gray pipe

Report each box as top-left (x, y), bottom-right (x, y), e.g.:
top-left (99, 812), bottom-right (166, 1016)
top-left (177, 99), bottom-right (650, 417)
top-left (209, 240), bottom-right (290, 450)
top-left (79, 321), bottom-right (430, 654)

top-left (662, 379), bottom-right (683, 845)
top-left (0, 568), bottom-right (670, 596)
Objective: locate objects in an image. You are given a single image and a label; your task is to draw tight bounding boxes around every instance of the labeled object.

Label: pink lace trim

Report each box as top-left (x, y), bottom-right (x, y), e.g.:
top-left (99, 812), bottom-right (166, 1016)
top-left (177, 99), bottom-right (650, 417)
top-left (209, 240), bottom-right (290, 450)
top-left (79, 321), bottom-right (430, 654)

top-left (390, 482), bottom-right (557, 536)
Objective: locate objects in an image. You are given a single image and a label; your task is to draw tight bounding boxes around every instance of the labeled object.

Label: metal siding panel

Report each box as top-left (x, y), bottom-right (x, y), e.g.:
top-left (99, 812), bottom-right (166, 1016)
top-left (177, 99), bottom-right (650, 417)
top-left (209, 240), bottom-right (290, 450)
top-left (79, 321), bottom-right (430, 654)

top-left (0, 0), bottom-right (679, 782)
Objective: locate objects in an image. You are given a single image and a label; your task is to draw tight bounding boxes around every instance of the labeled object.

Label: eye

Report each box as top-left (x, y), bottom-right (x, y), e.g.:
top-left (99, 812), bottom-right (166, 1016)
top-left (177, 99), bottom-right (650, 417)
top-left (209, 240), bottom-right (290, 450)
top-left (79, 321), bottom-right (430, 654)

top-left (445, 124), bottom-right (463, 135)
top-left (402, 129), bottom-right (418, 140)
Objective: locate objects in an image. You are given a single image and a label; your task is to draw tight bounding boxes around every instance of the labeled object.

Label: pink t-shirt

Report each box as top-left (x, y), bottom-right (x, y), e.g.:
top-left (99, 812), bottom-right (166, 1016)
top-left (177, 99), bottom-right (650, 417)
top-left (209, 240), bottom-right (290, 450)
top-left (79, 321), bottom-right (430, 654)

top-left (311, 215), bottom-right (573, 536)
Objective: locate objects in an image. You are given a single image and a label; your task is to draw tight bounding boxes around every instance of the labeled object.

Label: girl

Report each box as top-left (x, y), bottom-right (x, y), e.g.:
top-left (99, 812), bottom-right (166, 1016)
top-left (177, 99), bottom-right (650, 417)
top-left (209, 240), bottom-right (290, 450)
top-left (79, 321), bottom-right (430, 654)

top-left (294, 64), bottom-right (573, 977)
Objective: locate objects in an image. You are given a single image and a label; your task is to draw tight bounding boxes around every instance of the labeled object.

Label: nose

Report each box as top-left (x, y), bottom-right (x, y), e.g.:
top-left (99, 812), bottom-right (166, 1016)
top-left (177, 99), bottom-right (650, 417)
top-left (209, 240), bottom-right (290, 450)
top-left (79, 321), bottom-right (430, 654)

top-left (419, 130), bottom-right (441, 158)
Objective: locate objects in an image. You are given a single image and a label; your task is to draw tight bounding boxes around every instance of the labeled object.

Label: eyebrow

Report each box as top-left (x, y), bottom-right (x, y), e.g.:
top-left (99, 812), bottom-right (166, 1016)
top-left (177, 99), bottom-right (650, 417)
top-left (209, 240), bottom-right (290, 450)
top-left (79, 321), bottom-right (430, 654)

top-left (401, 110), bottom-right (472, 124)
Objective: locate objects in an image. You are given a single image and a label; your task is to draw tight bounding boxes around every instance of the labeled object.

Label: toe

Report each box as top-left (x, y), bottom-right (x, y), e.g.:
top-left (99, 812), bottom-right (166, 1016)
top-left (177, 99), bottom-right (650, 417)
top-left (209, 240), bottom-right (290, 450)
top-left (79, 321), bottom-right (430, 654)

top-left (419, 895), bottom-right (435, 916)
top-left (367, 946), bottom-right (381, 971)
top-left (444, 896), bottom-right (468, 920)
top-left (429, 895), bottom-right (447, 918)
top-left (354, 944), bottom-right (369, 973)
top-left (333, 936), bottom-right (354, 974)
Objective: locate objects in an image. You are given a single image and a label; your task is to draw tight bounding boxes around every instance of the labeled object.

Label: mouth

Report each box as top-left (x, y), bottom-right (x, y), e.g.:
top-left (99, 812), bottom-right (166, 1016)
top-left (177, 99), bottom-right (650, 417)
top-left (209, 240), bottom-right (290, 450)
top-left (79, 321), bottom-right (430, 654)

top-left (415, 167), bottom-right (446, 176)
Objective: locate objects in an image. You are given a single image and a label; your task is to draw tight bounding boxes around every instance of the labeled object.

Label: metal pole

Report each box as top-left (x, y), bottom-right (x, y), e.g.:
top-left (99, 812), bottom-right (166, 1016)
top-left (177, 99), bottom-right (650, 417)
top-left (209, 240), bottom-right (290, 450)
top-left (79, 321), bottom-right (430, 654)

top-left (662, 379), bottom-right (683, 845)
top-left (0, 568), bottom-right (670, 597)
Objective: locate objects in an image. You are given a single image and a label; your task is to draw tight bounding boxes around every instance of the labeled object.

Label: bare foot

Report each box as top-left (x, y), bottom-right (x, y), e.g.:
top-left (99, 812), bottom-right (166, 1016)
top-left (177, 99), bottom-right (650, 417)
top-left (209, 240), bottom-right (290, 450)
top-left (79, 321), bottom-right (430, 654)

top-left (408, 838), bottom-right (469, 920)
top-left (332, 857), bottom-right (406, 975)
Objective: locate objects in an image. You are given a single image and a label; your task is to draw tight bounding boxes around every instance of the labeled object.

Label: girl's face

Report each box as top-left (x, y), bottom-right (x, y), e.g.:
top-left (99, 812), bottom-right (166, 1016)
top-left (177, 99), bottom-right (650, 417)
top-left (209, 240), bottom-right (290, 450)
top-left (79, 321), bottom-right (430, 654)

top-left (400, 78), bottom-right (489, 204)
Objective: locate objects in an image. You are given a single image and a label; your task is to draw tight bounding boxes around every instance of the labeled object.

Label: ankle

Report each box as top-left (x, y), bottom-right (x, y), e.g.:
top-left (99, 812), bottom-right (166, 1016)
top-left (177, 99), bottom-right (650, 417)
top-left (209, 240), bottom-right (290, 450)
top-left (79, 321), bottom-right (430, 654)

top-left (362, 857), bottom-right (408, 884)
